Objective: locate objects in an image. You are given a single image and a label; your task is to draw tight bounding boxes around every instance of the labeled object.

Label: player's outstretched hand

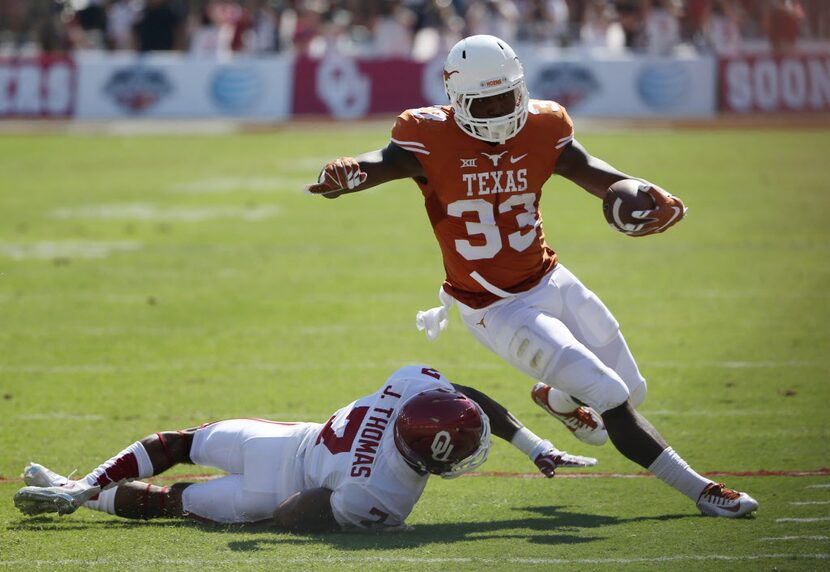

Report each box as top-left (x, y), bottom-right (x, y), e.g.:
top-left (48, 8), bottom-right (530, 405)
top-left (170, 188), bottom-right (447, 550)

top-left (530, 440), bottom-right (597, 478)
top-left (304, 157), bottom-right (367, 197)
top-left (628, 184), bottom-right (687, 237)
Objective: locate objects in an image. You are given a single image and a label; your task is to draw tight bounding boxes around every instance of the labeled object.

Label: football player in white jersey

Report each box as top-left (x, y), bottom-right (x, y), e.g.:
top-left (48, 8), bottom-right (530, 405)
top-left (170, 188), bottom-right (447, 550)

top-left (14, 365), bottom-right (596, 532)
top-left (304, 35), bottom-right (758, 517)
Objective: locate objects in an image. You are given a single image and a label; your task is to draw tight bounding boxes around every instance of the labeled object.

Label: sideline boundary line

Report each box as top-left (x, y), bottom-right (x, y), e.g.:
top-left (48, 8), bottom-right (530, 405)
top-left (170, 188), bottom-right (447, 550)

top-left (1, 467), bottom-right (828, 485)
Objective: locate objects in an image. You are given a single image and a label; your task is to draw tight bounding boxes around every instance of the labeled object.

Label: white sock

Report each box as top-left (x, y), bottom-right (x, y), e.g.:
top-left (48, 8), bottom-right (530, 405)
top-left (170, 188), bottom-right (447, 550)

top-left (82, 441), bottom-right (154, 489)
top-left (548, 387), bottom-right (579, 413)
top-left (83, 487), bottom-right (118, 515)
top-left (510, 427), bottom-right (544, 456)
top-left (648, 447), bottom-right (713, 501)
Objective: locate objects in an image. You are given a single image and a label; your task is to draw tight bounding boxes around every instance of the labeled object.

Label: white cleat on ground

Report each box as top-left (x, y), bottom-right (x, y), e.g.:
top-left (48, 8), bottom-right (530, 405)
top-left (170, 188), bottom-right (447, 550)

top-left (531, 382), bottom-right (608, 446)
top-left (697, 482), bottom-right (759, 518)
top-left (14, 481), bottom-right (100, 516)
top-left (22, 462), bottom-right (69, 488)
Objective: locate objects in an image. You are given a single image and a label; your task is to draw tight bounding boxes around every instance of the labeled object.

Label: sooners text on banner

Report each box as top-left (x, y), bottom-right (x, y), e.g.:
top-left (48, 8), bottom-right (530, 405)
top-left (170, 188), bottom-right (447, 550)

top-left (0, 55), bottom-right (76, 118)
top-left (720, 53), bottom-right (830, 113)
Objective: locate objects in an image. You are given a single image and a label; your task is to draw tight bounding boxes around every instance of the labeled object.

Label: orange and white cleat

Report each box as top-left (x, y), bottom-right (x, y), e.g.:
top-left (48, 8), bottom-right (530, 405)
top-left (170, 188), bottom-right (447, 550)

top-left (697, 483), bottom-right (759, 517)
top-left (531, 383), bottom-right (608, 446)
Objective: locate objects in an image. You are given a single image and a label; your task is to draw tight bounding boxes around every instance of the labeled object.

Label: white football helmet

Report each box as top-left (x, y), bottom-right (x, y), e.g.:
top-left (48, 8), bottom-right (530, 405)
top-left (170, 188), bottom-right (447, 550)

top-left (443, 35), bottom-right (529, 144)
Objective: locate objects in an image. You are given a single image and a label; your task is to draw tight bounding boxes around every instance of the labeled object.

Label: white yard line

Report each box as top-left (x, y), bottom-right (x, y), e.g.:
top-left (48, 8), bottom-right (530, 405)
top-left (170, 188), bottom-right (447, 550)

top-left (51, 203), bottom-right (280, 222)
top-left (645, 360), bottom-right (824, 369)
top-left (790, 501), bottom-right (830, 506)
top-left (645, 409), bottom-right (766, 417)
top-left (776, 517), bottom-right (830, 523)
top-left (168, 176), bottom-right (308, 194)
top-left (759, 536), bottom-right (828, 541)
top-left (0, 554), bottom-right (827, 567)
top-left (807, 484), bottom-right (830, 489)
top-left (15, 413), bottom-right (105, 421)
top-left (0, 240), bottom-right (142, 260)
top-left (0, 361), bottom-right (504, 374)
top-left (0, 324), bottom-right (417, 337)
top-left (2, 361), bottom-right (819, 374)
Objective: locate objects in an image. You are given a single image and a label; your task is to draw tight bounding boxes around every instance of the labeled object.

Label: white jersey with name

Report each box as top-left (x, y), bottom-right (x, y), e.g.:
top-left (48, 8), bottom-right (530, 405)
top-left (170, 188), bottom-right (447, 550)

top-left (299, 364), bottom-right (453, 529)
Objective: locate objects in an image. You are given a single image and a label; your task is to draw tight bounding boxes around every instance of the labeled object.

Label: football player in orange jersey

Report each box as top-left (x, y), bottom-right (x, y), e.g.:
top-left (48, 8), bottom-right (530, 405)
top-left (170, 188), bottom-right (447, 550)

top-left (305, 35), bottom-right (757, 517)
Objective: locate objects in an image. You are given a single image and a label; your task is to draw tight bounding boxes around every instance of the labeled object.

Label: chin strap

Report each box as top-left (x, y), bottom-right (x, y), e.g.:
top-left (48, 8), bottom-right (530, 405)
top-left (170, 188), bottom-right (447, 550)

top-left (415, 288), bottom-right (454, 341)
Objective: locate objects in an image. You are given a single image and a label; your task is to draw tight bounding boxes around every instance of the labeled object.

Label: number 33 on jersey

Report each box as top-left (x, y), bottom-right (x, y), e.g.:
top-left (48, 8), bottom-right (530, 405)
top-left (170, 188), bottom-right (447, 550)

top-left (391, 100), bottom-right (574, 309)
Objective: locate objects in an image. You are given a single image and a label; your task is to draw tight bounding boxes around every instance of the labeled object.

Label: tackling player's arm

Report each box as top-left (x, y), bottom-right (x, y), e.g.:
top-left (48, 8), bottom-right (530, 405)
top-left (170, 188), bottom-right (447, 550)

top-left (451, 383), bottom-right (522, 441)
top-left (555, 139), bottom-right (687, 235)
top-left (272, 487), bottom-right (341, 533)
top-left (305, 142), bottom-right (425, 199)
top-left (451, 383), bottom-right (597, 477)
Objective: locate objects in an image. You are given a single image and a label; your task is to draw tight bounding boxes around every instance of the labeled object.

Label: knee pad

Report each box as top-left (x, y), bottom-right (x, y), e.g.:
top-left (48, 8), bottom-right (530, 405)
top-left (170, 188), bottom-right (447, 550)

top-left (628, 379), bottom-right (647, 408)
top-left (554, 358), bottom-right (630, 414)
top-left (507, 326), bottom-right (558, 379)
top-left (572, 291), bottom-right (620, 348)
top-left (506, 319), bottom-right (630, 413)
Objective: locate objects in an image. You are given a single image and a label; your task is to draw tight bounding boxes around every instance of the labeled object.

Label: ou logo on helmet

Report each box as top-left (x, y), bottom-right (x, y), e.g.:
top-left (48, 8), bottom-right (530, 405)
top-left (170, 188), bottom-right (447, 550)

top-left (431, 430), bottom-right (455, 461)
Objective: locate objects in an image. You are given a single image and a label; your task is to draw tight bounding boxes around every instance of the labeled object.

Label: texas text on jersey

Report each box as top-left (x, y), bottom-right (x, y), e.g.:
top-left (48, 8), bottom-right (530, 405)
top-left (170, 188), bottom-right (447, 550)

top-left (391, 100), bottom-right (574, 309)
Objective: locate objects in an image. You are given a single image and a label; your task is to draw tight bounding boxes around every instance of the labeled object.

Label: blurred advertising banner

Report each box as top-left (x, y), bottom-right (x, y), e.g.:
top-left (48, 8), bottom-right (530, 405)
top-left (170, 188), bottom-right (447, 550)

top-left (0, 55), bottom-right (76, 118)
top-left (0, 52), bottom-right (720, 121)
top-left (520, 51), bottom-right (717, 118)
top-left (75, 53), bottom-right (293, 120)
top-left (720, 53), bottom-right (830, 113)
top-left (292, 50), bottom-right (717, 119)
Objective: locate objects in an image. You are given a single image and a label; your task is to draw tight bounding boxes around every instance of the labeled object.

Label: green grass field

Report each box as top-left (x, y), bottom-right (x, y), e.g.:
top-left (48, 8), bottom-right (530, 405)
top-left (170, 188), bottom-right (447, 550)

top-left (0, 124), bottom-right (828, 570)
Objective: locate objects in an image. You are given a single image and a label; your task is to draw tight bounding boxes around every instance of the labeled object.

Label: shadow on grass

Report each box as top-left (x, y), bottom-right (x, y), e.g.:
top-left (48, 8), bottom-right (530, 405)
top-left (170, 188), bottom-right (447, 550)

top-left (11, 504), bottom-right (693, 551)
top-left (222, 505), bottom-right (692, 552)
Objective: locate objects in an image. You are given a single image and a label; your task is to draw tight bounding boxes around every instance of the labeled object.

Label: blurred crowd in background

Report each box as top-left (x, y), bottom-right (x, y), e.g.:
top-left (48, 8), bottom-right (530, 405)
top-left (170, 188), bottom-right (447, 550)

top-left (0, 0), bottom-right (827, 59)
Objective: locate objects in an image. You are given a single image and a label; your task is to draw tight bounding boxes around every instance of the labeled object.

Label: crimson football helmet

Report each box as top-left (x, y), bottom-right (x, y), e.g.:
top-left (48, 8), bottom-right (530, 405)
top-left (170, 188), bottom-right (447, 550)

top-left (443, 35), bottom-right (529, 144)
top-left (393, 388), bottom-right (491, 479)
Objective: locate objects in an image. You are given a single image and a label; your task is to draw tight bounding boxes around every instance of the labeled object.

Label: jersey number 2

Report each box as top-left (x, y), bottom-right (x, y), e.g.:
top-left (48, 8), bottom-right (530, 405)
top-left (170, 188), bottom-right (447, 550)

top-left (448, 193), bottom-right (538, 260)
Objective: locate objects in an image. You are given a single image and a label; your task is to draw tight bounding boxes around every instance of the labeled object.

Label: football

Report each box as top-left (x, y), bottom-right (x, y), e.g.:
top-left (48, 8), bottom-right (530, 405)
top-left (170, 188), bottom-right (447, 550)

top-left (602, 179), bottom-right (656, 234)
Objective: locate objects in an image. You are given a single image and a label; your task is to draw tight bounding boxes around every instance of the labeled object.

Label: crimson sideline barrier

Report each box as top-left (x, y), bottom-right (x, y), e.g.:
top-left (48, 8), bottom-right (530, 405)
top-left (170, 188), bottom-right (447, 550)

top-left (0, 55), bottom-right (76, 118)
top-left (291, 54), bottom-right (436, 118)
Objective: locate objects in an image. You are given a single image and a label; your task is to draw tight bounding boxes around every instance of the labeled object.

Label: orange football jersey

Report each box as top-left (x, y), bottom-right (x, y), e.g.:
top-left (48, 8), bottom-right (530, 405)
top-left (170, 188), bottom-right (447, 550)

top-left (390, 100), bottom-right (574, 309)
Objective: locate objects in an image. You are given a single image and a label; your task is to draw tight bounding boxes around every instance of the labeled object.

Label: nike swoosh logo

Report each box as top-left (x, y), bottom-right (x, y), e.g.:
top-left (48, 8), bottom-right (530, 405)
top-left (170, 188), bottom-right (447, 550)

top-left (510, 153), bottom-right (528, 164)
top-left (656, 206), bottom-right (683, 232)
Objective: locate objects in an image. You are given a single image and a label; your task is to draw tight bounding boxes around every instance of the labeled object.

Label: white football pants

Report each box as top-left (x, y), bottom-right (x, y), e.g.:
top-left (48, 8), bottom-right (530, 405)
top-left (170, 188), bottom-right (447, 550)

top-left (182, 419), bottom-right (319, 523)
top-left (455, 264), bottom-right (647, 414)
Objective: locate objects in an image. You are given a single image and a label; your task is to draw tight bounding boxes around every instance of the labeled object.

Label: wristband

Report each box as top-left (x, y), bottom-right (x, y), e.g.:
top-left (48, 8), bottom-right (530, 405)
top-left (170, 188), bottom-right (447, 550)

top-left (510, 427), bottom-right (543, 457)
